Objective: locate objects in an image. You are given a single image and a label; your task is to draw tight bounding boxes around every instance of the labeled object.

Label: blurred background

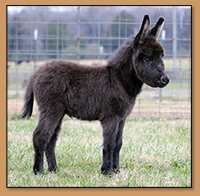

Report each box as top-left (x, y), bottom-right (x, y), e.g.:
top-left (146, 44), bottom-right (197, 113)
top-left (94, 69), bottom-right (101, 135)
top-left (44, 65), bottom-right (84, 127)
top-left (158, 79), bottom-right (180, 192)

top-left (7, 6), bottom-right (191, 120)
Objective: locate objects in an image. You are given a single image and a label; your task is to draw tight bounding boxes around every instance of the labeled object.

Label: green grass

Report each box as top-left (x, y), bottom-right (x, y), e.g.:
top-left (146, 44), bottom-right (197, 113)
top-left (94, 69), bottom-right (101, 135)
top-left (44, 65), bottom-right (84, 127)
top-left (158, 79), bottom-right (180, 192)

top-left (7, 119), bottom-right (191, 187)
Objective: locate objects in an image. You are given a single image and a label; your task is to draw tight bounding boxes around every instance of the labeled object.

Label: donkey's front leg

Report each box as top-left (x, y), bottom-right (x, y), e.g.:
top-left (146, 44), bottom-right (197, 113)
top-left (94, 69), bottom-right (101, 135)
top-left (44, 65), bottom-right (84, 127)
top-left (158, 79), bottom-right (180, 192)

top-left (101, 119), bottom-right (119, 175)
top-left (113, 119), bottom-right (125, 173)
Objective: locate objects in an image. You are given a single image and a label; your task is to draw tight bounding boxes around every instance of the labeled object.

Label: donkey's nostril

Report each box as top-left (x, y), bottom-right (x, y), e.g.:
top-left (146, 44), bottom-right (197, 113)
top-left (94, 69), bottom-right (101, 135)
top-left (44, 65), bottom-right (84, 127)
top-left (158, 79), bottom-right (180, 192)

top-left (160, 75), bottom-right (169, 85)
top-left (161, 76), bottom-right (166, 84)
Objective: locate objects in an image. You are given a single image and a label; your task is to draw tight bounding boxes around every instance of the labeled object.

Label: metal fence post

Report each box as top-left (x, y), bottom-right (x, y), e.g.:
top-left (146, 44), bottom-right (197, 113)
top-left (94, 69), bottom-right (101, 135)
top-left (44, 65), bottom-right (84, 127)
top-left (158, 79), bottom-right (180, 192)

top-left (173, 6), bottom-right (178, 74)
top-left (77, 6), bottom-right (80, 63)
top-left (34, 29), bottom-right (38, 69)
top-left (15, 15), bottom-right (19, 114)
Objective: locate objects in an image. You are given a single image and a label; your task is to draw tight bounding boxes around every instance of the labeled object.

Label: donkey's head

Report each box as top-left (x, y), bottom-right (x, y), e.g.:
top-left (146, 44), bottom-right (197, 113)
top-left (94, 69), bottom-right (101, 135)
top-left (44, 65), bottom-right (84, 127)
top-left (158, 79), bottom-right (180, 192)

top-left (132, 15), bottom-right (169, 88)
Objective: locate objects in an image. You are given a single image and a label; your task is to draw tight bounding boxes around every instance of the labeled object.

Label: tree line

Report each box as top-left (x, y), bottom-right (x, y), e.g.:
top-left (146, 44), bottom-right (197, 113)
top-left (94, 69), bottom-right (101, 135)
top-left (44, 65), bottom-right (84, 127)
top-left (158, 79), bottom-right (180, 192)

top-left (7, 6), bottom-right (191, 61)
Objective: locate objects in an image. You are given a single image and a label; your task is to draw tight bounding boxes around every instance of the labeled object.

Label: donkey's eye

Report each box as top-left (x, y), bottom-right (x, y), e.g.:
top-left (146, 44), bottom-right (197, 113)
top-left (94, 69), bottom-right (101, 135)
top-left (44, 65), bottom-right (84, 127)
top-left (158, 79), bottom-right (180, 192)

top-left (144, 56), bottom-right (153, 63)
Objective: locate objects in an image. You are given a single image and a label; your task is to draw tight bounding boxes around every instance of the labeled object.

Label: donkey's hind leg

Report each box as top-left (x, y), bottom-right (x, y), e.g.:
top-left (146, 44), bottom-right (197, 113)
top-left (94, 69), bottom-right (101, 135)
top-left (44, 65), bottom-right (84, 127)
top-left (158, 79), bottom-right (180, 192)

top-left (45, 116), bottom-right (64, 173)
top-left (33, 112), bottom-right (64, 175)
top-left (32, 120), bottom-right (46, 175)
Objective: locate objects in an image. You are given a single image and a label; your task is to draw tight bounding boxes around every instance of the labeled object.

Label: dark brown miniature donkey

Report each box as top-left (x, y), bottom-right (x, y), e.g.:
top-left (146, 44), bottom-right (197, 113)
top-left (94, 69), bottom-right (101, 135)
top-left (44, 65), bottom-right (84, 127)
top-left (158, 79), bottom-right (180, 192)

top-left (22, 15), bottom-right (169, 175)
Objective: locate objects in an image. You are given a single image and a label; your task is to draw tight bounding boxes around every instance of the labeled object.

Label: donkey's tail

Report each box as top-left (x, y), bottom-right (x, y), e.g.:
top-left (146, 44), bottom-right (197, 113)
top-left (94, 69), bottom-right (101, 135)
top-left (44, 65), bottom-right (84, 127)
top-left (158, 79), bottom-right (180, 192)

top-left (21, 78), bottom-right (34, 119)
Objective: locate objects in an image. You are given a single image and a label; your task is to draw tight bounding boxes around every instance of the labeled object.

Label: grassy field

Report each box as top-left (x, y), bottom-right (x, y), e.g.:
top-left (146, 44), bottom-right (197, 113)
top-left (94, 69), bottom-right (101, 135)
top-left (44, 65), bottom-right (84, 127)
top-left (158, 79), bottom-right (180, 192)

top-left (7, 119), bottom-right (191, 187)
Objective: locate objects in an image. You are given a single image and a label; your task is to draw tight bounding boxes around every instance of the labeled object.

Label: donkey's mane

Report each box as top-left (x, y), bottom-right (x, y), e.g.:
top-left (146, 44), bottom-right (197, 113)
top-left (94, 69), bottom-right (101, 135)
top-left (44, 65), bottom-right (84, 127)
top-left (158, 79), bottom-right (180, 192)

top-left (107, 35), bottom-right (135, 68)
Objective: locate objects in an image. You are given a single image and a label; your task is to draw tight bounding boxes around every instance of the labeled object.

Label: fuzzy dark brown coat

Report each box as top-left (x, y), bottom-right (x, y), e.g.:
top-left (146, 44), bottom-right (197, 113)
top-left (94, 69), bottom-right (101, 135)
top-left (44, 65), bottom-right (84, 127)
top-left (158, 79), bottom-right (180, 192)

top-left (22, 15), bottom-right (169, 175)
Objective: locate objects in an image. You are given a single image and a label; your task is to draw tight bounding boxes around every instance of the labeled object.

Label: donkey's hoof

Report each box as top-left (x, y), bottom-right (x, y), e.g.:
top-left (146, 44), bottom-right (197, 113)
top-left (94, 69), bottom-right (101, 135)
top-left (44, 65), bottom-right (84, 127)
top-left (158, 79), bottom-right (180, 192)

top-left (101, 168), bottom-right (113, 176)
top-left (33, 168), bottom-right (44, 175)
top-left (48, 165), bottom-right (59, 172)
top-left (48, 167), bottom-right (59, 174)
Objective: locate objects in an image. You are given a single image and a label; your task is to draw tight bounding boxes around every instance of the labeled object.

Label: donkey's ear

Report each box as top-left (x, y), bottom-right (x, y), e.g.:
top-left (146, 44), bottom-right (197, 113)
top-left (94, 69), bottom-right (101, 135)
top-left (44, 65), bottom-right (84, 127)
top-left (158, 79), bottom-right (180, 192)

top-left (149, 17), bottom-right (164, 39)
top-left (135, 15), bottom-right (150, 45)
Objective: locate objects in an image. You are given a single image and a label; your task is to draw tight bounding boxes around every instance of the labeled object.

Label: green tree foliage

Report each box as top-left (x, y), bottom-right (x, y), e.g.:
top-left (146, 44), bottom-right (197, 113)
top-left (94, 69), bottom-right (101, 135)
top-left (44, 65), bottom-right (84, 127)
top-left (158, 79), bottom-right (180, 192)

top-left (110, 10), bottom-right (135, 38)
top-left (104, 10), bottom-right (135, 52)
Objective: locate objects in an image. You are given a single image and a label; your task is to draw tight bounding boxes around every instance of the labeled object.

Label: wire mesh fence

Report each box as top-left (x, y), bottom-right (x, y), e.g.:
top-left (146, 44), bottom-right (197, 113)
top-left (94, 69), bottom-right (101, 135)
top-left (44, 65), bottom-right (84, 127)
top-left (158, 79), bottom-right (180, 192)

top-left (7, 6), bottom-right (191, 120)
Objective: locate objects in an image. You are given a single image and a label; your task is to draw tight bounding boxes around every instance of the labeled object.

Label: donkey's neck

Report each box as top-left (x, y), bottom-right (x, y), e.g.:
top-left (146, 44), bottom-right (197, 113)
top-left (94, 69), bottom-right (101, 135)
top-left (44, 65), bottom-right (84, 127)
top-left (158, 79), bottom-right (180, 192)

top-left (107, 35), bottom-right (143, 98)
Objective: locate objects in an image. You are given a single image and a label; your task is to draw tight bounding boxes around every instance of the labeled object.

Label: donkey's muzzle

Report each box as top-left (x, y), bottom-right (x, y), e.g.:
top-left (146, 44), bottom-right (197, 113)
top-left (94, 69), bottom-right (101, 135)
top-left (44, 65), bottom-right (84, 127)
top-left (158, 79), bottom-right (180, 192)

top-left (158, 74), bottom-right (170, 87)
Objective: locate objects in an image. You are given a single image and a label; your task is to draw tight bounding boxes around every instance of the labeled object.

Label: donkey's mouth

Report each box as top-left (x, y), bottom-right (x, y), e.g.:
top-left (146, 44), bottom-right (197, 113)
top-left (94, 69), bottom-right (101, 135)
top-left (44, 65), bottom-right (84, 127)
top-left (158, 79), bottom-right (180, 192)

top-left (157, 75), bottom-right (170, 87)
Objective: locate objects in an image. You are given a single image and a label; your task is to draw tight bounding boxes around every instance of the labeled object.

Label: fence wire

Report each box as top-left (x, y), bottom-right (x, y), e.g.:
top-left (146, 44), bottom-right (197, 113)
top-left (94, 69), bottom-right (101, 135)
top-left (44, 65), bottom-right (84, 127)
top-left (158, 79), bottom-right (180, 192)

top-left (7, 6), bottom-right (191, 120)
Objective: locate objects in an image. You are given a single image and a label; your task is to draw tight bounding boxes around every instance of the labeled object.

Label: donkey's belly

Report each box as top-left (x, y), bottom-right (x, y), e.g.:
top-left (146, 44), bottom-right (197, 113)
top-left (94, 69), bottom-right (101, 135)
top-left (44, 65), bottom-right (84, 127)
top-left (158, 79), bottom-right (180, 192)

top-left (65, 105), bottom-right (100, 121)
top-left (64, 96), bottom-right (101, 121)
